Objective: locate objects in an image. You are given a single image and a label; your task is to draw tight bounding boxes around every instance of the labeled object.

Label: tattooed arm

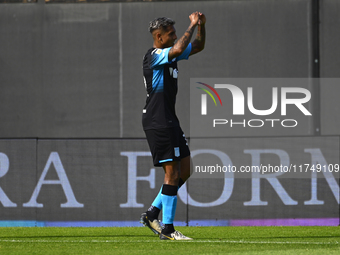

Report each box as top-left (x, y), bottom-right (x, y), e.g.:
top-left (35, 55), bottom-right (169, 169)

top-left (168, 12), bottom-right (200, 61)
top-left (190, 13), bottom-right (206, 56)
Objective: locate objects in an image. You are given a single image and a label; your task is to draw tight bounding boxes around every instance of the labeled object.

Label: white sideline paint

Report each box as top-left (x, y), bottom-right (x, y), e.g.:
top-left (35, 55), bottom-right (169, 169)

top-left (0, 239), bottom-right (338, 245)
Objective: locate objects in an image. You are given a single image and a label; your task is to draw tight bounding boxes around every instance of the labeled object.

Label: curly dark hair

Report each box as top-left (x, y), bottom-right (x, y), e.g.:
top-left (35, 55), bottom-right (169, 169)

top-left (149, 17), bottom-right (175, 33)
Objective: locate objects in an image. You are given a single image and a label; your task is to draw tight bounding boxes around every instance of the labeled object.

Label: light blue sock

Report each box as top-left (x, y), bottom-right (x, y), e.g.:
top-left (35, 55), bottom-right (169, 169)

top-left (151, 185), bottom-right (182, 211)
top-left (151, 186), bottom-right (163, 210)
top-left (161, 194), bottom-right (177, 224)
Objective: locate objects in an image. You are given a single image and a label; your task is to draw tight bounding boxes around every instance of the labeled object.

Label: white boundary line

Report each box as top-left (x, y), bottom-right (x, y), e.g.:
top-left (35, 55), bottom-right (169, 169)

top-left (0, 239), bottom-right (338, 245)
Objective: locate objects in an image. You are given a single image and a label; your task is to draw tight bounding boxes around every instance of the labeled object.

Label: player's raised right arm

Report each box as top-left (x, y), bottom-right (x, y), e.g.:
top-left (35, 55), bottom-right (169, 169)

top-left (168, 12), bottom-right (200, 61)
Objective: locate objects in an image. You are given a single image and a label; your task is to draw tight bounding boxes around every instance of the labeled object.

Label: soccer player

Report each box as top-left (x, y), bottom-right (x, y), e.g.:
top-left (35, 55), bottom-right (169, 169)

top-left (140, 12), bottom-right (206, 240)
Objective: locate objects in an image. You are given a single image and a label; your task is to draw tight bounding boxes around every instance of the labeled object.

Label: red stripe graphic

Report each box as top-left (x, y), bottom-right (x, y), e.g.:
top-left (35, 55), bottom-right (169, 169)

top-left (197, 82), bottom-right (223, 106)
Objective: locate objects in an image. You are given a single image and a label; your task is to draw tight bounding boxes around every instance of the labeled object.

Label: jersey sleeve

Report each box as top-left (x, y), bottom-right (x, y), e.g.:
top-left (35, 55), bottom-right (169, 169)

top-left (150, 48), bottom-right (171, 68)
top-left (176, 43), bottom-right (192, 61)
top-left (150, 43), bottom-right (192, 68)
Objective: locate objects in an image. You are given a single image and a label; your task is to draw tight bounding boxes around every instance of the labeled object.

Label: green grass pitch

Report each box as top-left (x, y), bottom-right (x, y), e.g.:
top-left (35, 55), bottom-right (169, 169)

top-left (0, 226), bottom-right (339, 254)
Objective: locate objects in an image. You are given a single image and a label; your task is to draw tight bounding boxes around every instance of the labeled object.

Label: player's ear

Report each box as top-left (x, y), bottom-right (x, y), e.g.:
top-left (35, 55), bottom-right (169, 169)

top-left (156, 32), bottom-right (163, 43)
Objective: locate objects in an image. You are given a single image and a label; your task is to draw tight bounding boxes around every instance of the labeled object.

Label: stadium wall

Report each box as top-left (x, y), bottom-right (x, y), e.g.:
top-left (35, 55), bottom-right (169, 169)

top-left (0, 137), bottom-right (338, 227)
top-left (0, 0), bottom-right (339, 226)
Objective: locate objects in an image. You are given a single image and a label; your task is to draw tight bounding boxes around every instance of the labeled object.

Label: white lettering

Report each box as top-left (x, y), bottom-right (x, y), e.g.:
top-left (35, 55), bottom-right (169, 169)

top-left (178, 149), bottom-right (234, 207)
top-left (230, 119), bottom-right (246, 127)
top-left (120, 151), bottom-right (155, 208)
top-left (281, 119), bottom-right (298, 127)
top-left (23, 152), bottom-right (83, 208)
top-left (0, 152), bottom-right (17, 207)
top-left (248, 119), bottom-right (264, 127)
top-left (243, 149), bottom-right (298, 206)
top-left (281, 87), bottom-right (312, 116)
top-left (214, 84), bottom-right (245, 115)
top-left (213, 119), bottom-right (228, 127)
top-left (248, 87), bottom-right (278, 115)
top-left (201, 94), bottom-right (207, 115)
top-left (304, 149), bottom-right (339, 205)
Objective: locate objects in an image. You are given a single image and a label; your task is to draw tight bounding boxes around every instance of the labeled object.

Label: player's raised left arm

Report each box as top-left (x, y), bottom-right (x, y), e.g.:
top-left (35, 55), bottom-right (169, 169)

top-left (190, 13), bottom-right (206, 56)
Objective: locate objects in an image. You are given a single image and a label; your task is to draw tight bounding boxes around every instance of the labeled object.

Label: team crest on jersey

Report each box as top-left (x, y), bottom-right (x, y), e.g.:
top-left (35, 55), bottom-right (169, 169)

top-left (155, 49), bottom-right (162, 55)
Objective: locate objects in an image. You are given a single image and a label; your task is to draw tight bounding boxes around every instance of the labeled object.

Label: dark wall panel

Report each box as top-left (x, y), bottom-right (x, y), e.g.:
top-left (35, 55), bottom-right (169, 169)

top-left (123, 0), bottom-right (313, 137)
top-left (0, 138), bottom-right (338, 226)
top-left (188, 136), bottom-right (339, 222)
top-left (0, 6), bottom-right (43, 137)
top-left (0, 140), bottom-right (37, 219)
top-left (41, 5), bottom-right (121, 137)
top-left (320, 79), bottom-right (340, 135)
top-left (0, 4), bottom-right (121, 138)
top-left (0, 139), bottom-right (188, 223)
top-left (319, 1), bottom-right (340, 135)
top-left (320, 0), bottom-right (340, 77)
top-left (0, 0), bottom-right (313, 138)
